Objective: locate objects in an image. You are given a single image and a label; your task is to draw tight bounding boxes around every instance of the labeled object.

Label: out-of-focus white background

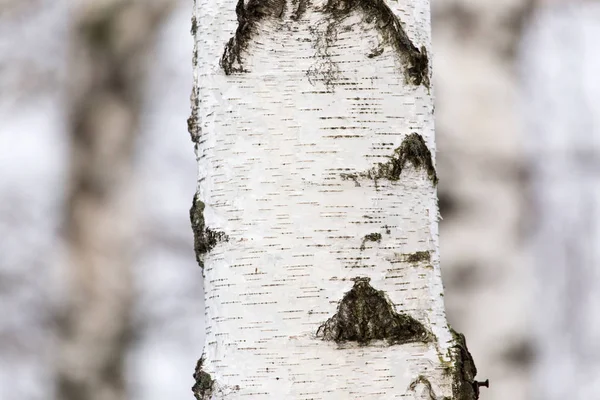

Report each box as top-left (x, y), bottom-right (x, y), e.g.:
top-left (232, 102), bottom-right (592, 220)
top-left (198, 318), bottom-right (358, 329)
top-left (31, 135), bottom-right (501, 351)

top-left (1, 0), bottom-right (597, 399)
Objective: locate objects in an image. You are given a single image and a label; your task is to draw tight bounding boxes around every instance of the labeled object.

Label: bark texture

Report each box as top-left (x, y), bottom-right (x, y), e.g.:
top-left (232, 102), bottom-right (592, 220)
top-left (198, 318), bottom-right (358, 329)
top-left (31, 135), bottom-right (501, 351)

top-left (191, 0), bottom-right (480, 398)
top-left (58, 2), bottom-right (173, 400)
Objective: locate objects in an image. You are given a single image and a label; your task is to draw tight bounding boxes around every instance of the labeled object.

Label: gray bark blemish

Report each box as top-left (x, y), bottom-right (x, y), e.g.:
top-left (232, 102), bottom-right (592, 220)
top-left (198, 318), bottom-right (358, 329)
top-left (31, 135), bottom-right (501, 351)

top-left (190, 193), bottom-right (229, 268)
top-left (316, 277), bottom-right (432, 345)
top-left (321, 0), bottom-right (430, 88)
top-left (221, 0), bottom-right (287, 75)
top-left (192, 355), bottom-right (214, 400)
top-left (341, 132), bottom-right (438, 186)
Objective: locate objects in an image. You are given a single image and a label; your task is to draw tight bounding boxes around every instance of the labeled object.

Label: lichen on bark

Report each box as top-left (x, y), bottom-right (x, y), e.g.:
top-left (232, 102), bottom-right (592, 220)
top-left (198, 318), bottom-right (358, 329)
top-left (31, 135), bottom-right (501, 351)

top-left (190, 193), bottom-right (229, 268)
top-left (192, 355), bottom-right (214, 400)
top-left (317, 277), bottom-right (432, 345)
top-left (341, 132), bottom-right (438, 186)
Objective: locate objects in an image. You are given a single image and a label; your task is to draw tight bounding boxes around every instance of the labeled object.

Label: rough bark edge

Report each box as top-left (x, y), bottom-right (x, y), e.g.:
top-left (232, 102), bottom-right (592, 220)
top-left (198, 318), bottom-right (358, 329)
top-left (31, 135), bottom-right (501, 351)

top-left (322, 0), bottom-right (430, 88)
top-left (435, 326), bottom-right (487, 400)
top-left (192, 355), bottom-right (214, 400)
top-left (220, 0), bottom-right (287, 75)
top-left (189, 0), bottom-right (201, 143)
top-left (316, 277), bottom-right (432, 345)
top-left (341, 132), bottom-right (438, 187)
top-left (190, 193), bottom-right (229, 268)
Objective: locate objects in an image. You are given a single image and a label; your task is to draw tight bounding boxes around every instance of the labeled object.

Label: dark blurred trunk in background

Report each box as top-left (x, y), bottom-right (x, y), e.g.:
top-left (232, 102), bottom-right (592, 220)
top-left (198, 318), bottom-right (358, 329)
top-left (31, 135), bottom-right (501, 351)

top-left (58, 2), bottom-right (173, 400)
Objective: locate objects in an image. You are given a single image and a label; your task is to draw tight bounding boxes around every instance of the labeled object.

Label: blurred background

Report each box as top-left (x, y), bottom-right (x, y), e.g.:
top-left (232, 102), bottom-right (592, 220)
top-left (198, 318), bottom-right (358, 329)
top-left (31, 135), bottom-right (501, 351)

top-left (1, 0), bottom-right (597, 399)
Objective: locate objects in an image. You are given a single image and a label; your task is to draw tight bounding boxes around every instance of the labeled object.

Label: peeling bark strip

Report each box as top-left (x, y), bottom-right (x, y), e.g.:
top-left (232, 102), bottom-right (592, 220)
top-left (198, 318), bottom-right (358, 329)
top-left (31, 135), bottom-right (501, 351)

top-left (192, 356), bottom-right (214, 400)
top-left (221, 0), bottom-right (286, 74)
top-left (341, 132), bottom-right (438, 186)
top-left (317, 277), bottom-right (432, 345)
top-left (321, 0), bottom-right (430, 88)
top-left (190, 193), bottom-right (229, 268)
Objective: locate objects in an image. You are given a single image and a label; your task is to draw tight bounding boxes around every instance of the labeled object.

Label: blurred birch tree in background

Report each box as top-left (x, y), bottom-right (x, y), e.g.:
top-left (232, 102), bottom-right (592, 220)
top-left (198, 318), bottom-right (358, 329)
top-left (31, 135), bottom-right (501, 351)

top-left (3, 0), bottom-right (596, 399)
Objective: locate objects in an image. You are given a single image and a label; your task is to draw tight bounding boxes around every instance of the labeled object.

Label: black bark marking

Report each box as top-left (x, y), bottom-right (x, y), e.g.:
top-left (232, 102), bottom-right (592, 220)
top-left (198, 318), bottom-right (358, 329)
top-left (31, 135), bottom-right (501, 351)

top-left (321, 0), bottom-right (430, 88)
top-left (190, 193), bottom-right (229, 268)
top-left (192, 355), bottom-right (214, 400)
top-left (188, 86), bottom-right (201, 143)
top-left (221, 0), bottom-right (287, 74)
top-left (341, 132), bottom-right (438, 186)
top-left (291, 0), bottom-right (308, 20)
top-left (404, 251), bottom-right (431, 263)
top-left (360, 232), bottom-right (382, 250)
top-left (316, 277), bottom-right (432, 345)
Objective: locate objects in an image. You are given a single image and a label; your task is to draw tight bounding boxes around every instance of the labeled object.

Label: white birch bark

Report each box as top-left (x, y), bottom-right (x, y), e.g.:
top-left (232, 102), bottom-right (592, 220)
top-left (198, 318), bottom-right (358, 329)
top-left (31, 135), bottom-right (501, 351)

top-left (190, 1), bottom-right (482, 398)
top-left (520, 2), bottom-right (600, 399)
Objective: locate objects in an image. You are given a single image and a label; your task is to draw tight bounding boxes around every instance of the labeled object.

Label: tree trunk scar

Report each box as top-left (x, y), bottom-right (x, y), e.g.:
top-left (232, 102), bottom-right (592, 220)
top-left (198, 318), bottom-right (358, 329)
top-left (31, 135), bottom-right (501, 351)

top-left (316, 277), bottom-right (432, 345)
top-left (221, 0), bottom-right (287, 74)
top-left (340, 132), bottom-right (438, 187)
top-left (220, 0), bottom-right (430, 88)
top-left (190, 193), bottom-right (229, 269)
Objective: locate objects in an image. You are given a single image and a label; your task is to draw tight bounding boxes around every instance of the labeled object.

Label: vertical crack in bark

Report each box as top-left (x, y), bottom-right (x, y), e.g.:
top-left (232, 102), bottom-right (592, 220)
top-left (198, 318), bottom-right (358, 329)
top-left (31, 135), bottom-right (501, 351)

top-left (192, 355), bottom-right (215, 400)
top-left (320, 0), bottom-right (430, 88)
top-left (190, 193), bottom-right (229, 268)
top-left (316, 277), bottom-right (432, 345)
top-left (340, 132), bottom-right (438, 187)
top-left (221, 0), bottom-right (287, 74)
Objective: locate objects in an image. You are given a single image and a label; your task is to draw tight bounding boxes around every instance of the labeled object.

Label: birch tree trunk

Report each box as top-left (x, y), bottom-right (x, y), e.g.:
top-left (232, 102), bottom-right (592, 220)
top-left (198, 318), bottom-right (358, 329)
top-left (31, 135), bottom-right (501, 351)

top-left (190, 1), bottom-right (483, 398)
top-left (59, 2), bottom-right (172, 399)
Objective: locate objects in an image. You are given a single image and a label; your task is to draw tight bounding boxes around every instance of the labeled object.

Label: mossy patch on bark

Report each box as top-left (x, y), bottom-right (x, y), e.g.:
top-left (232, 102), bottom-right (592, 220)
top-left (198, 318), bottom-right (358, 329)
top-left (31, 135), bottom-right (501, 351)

top-left (190, 193), bottom-right (229, 268)
top-left (192, 355), bottom-right (214, 400)
top-left (221, 0), bottom-right (286, 74)
top-left (341, 132), bottom-right (438, 186)
top-left (316, 277), bottom-right (432, 345)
